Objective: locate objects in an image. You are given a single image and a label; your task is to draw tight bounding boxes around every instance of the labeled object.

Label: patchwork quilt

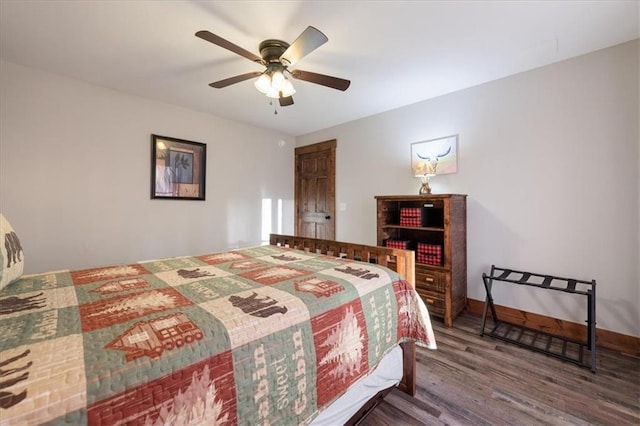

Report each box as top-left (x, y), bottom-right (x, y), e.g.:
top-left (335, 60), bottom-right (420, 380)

top-left (0, 245), bottom-right (436, 425)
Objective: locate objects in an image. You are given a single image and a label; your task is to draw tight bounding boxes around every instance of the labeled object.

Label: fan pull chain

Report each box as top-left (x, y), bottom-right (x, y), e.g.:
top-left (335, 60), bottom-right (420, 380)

top-left (269, 100), bottom-right (278, 115)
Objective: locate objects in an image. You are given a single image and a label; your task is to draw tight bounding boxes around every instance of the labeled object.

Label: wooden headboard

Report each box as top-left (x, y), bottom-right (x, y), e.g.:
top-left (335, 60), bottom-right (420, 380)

top-left (269, 233), bottom-right (415, 288)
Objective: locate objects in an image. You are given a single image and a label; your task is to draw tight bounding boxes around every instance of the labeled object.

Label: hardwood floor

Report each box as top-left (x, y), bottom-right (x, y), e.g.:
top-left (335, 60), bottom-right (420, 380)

top-left (362, 312), bottom-right (640, 425)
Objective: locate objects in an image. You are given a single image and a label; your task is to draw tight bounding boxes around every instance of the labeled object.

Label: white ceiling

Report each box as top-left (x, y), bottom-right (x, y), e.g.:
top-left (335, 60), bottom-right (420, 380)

top-left (1, 1), bottom-right (638, 136)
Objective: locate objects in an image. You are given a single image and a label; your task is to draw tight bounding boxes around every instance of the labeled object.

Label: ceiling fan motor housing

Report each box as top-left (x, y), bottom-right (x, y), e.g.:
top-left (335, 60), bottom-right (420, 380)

top-left (258, 39), bottom-right (291, 64)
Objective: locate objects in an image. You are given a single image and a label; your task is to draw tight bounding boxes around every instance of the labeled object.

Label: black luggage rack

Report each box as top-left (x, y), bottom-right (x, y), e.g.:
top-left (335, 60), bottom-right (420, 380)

top-left (481, 265), bottom-right (596, 372)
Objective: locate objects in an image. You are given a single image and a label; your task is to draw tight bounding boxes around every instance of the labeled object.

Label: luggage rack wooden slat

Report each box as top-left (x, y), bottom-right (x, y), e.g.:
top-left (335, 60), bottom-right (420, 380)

top-left (481, 265), bottom-right (597, 372)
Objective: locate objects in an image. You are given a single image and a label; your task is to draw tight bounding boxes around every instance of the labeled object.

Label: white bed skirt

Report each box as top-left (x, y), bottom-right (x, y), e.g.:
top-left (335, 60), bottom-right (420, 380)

top-left (311, 345), bottom-right (404, 425)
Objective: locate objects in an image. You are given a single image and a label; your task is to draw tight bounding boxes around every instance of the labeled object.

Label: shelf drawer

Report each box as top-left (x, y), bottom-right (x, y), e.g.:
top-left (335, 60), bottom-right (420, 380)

top-left (415, 269), bottom-right (446, 293)
top-left (416, 289), bottom-right (445, 316)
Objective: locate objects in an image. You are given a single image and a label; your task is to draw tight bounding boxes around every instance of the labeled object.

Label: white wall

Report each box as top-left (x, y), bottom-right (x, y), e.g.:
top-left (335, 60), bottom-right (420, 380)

top-left (0, 60), bottom-right (295, 274)
top-left (297, 40), bottom-right (640, 338)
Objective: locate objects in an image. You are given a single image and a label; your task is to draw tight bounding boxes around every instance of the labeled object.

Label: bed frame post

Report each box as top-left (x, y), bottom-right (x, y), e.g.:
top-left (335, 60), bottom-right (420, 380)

top-left (398, 341), bottom-right (416, 395)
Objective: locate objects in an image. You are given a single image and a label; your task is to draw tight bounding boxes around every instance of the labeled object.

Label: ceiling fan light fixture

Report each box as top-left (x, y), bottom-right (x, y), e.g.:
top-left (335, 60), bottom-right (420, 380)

top-left (254, 72), bottom-right (272, 94)
top-left (271, 70), bottom-right (286, 91)
top-left (255, 69), bottom-right (296, 98)
top-left (265, 87), bottom-right (280, 99)
top-left (264, 85), bottom-right (295, 99)
top-left (282, 79), bottom-right (296, 97)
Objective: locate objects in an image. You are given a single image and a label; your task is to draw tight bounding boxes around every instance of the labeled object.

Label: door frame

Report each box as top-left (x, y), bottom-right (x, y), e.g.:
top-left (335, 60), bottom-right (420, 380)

top-left (294, 139), bottom-right (336, 238)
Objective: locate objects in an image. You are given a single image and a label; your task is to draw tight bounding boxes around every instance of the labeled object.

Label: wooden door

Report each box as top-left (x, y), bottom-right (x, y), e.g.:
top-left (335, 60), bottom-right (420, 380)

top-left (295, 140), bottom-right (336, 239)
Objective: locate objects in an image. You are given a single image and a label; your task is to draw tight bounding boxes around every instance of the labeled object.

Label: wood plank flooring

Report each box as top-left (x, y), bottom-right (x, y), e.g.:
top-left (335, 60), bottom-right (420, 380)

top-left (362, 312), bottom-right (640, 425)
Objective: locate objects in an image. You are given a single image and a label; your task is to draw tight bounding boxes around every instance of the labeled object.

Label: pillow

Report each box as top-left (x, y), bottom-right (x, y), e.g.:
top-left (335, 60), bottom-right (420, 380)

top-left (0, 214), bottom-right (25, 290)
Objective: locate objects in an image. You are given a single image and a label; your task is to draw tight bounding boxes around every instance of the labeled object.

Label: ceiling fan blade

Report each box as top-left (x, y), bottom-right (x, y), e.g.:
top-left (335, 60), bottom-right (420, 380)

top-left (279, 95), bottom-right (294, 107)
top-left (209, 72), bottom-right (262, 88)
top-left (290, 69), bottom-right (351, 91)
top-left (196, 30), bottom-right (263, 64)
top-left (280, 26), bottom-right (328, 66)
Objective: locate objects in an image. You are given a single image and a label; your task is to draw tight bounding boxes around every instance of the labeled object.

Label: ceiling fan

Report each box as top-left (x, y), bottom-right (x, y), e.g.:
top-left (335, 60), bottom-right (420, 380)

top-left (195, 26), bottom-right (350, 107)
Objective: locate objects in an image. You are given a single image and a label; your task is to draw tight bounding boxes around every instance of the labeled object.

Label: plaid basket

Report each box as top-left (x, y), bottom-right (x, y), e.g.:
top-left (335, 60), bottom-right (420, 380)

top-left (400, 207), bottom-right (421, 227)
top-left (417, 243), bottom-right (442, 266)
top-left (385, 240), bottom-right (411, 250)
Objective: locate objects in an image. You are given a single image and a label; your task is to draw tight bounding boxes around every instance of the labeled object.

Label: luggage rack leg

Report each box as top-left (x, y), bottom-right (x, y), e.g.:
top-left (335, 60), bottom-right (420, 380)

top-left (587, 283), bottom-right (597, 372)
top-left (481, 266), bottom-right (498, 337)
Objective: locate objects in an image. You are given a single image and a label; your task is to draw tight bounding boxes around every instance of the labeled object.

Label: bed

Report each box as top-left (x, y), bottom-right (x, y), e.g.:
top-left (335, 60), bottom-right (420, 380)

top-left (0, 233), bottom-right (436, 425)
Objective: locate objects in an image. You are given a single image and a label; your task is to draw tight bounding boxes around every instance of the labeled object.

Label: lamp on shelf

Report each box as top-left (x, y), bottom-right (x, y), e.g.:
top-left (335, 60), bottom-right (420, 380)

top-left (414, 161), bottom-right (437, 195)
top-left (254, 66), bottom-right (296, 99)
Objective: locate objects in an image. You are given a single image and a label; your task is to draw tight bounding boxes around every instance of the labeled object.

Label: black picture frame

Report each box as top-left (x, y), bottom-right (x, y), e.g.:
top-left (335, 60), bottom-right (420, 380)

top-left (151, 134), bottom-right (206, 200)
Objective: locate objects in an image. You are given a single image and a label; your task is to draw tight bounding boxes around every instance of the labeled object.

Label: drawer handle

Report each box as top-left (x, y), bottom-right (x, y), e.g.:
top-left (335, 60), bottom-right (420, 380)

top-left (425, 298), bottom-right (435, 304)
top-left (425, 277), bottom-right (435, 283)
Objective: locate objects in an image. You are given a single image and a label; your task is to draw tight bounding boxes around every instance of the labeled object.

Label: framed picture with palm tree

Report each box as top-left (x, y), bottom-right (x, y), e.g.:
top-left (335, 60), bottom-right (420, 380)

top-left (151, 134), bottom-right (206, 200)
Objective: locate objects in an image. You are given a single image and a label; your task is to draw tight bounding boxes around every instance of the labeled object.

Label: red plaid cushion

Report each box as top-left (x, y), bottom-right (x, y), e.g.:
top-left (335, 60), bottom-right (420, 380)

top-left (417, 243), bottom-right (442, 266)
top-left (399, 217), bottom-right (421, 227)
top-left (400, 208), bottom-right (422, 227)
top-left (400, 208), bottom-right (421, 217)
top-left (385, 240), bottom-right (410, 249)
